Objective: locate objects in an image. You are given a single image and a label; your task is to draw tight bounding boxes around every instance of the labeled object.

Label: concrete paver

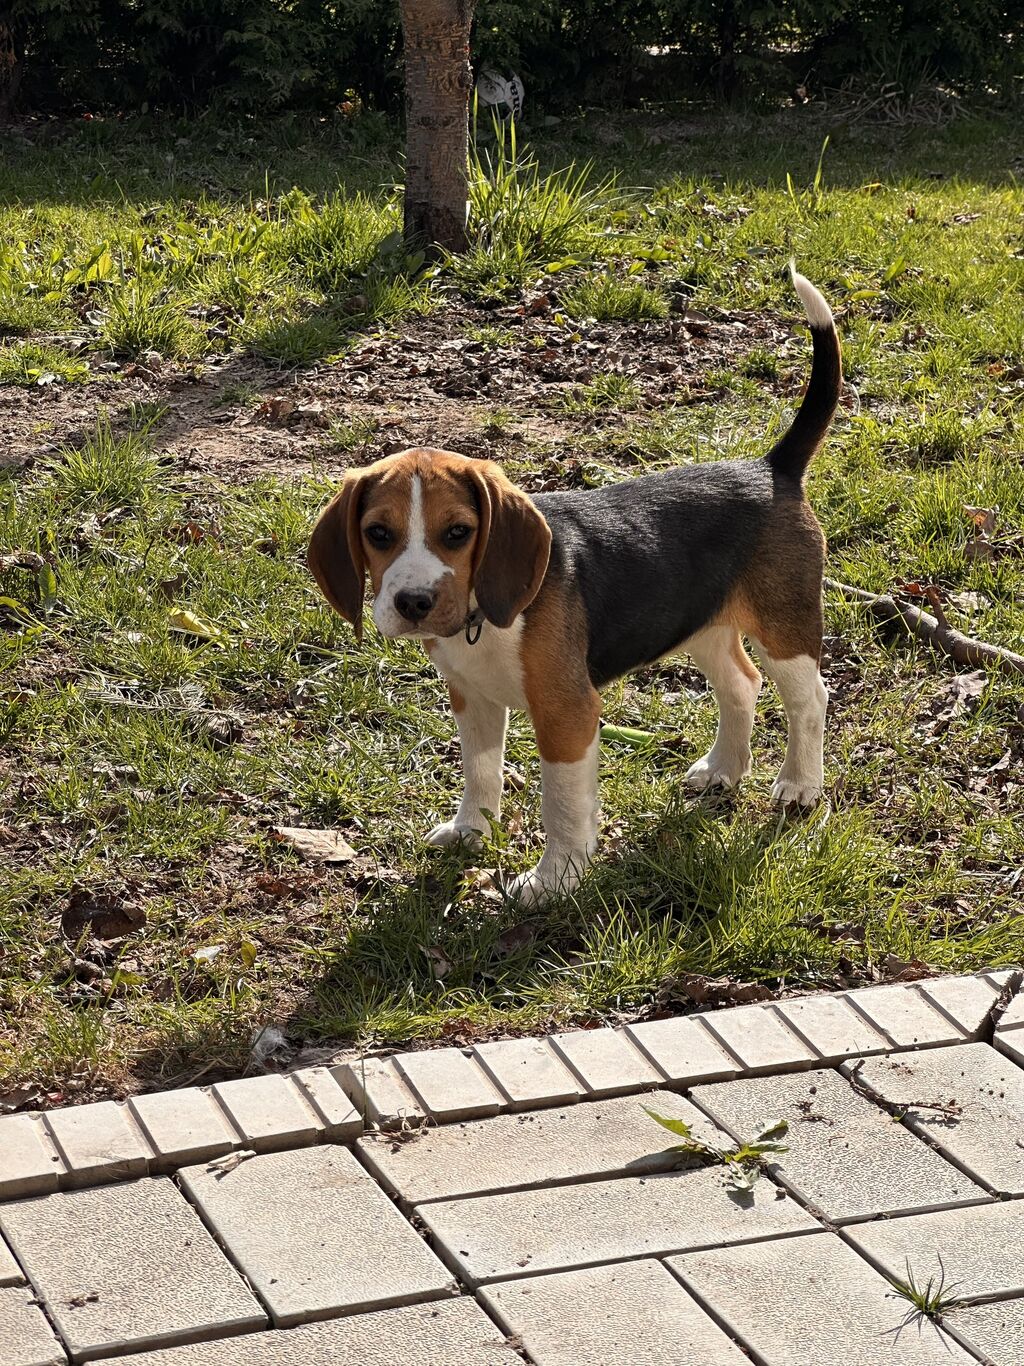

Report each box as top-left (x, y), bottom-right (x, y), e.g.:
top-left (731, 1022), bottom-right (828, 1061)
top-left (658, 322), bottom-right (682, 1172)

top-left (332, 1057), bottom-right (426, 1129)
top-left (472, 1038), bottom-right (583, 1109)
top-left (622, 1016), bottom-right (740, 1085)
top-left (480, 1260), bottom-right (749, 1365)
top-left (669, 1231), bottom-right (976, 1364)
top-left (996, 989), bottom-right (1024, 1031)
top-left (548, 1028), bottom-right (663, 1096)
top-left (692, 1068), bottom-right (982, 1221)
top-left (946, 1299), bottom-right (1024, 1366)
top-left (44, 1102), bottom-right (150, 1186)
top-left (846, 1201), bottom-right (1024, 1300)
top-left (179, 1144), bottom-right (455, 1326)
top-left (997, 1030), bottom-right (1024, 1067)
top-left (0, 1177), bottom-right (264, 1359)
top-left (771, 994), bottom-right (889, 1063)
top-left (699, 1005), bottom-right (816, 1074)
top-left (0, 1116), bottom-right (64, 1200)
top-left (211, 1075), bottom-right (320, 1152)
top-left (419, 1168), bottom-right (816, 1286)
top-left (844, 1042), bottom-right (1024, 1194)
top-left (96, 1300), bottom-right (520, 1365)
top-left (0, 1235), bottom-right (23, 1285)
top-left (358, 1090), bottom-right (725, 1206)
top-left (289, 1067), bottom-right (363, 1139)
top-left (0, 1285), bottom-right (67, 1366)
top-left (918, 973), bottom-right (1004, 1038)
top-left (128, 1089), bottom-right (240, 1168)
top-left (393, 1049), bottom-right (504, 1121)
top-left (842, 984), bottom-right (967, 1048)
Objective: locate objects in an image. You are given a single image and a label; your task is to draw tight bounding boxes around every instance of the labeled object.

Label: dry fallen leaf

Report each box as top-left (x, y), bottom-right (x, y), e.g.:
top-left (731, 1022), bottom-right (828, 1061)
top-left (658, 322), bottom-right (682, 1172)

top-left (256, 396), bottom-right (296, 424)
top-left (168, 608), bottom-right (223, 642)
top-left (270, 827), bottom-right (357, 863)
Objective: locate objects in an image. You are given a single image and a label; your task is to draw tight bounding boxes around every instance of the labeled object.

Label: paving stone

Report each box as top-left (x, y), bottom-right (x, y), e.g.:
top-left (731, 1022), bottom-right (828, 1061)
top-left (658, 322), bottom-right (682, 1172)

top-left (842, 984), bottom-right (967, 1048)
top-left (0, 1236), bottom-right (22, 1286)
top-left (771, 994), bottom-right (890, 1063)
top-left (997, 1030), bottom-right (1024, 1067)
top-left (481, 1260), bottom-right (749, 1365)
top-left (179, 1144), bottom-right (455, 1326)
top-left (44, 1101), bottom-right (151, 1186)
top-left (983, 968), bottom-right (1022, 990)
top-left (0, 1285), bottom-right (67, 1366)
top-left (918, 974), bottom-right (1003, 1038)
top-left (95, 1300), bottom-right (520, 1365)
top-left (846, 1199), bottom-right (1024, 1299)
top-left (622, 1017), bottom-right (741, 1085)
top-left (843, 1043), bottom-right (1024, 1195)
top-left (211, 1075), bottom-right (319, 1152)
top-left (289, 1066), bottom-right (362, 1138)
top-left (393, 1049), bottom-right (504, 1121)
top-left (472, 1038), bottom-right (583, 1110)
top-left (698, 1005), bottom-right (816, 1074)
top-left (128, 1088), bottom-right (240, 1168)
top-left (0, 1177), bottom-right (264, 1359)
top-left (946, 1298), bottom-right (1024, 1366)
top-left (692, 1068), bottom-right (981, 1221)
top-left (419, 1167), bottom-right (815, 1286)
top-left (332, 1057), bottom-right (426, 1129)
top-left (547, 1028), bottom-right (663, 1096)
top-left (0, 1116), bottom-right (64, 1199)
top-left (669, 1232), bottom-right (975, 1364)
top-left (996, 989), bottom-right (1024, 1031)
top-left (358, 1089), bottom-right (723, 1206)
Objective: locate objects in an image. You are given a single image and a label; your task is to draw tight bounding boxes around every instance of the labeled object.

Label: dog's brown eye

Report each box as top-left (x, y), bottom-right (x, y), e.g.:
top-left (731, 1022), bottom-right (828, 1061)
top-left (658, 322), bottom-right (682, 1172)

top-left (445, 524), bottom-right (472, 546)
top-left (365, 524), bottom-right (392, 547)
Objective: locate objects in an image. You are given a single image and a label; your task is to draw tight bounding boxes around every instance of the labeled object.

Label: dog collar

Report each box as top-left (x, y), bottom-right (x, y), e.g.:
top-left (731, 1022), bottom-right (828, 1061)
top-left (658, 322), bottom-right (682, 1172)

top-left (464, 609), bottom-right (484, 645)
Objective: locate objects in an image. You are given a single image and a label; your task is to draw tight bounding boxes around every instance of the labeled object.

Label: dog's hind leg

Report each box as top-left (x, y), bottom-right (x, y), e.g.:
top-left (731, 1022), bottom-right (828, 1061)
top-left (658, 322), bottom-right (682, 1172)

top-left (425, 684), bottom-right (507, 852)
top-left (683, 624), bottom-right (762, 792)
top-left (751, 645), bottom-right (828, 806)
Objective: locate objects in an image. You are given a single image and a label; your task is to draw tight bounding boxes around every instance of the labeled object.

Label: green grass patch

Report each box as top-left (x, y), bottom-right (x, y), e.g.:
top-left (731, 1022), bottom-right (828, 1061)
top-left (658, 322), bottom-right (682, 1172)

top-left (2, 109), bottom-right (1024, 1099)
top-left (562, 271), bottom-right (669, 321)
top-left (0, 342), bottom-right (90, 386)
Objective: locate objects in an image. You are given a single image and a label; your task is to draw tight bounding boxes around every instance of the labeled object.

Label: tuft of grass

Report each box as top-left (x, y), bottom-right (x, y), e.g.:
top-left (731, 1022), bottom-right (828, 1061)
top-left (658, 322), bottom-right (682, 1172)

top-left (326, 414), bottom-right (379, 452)
top-left (562, 272), bottom-right (668, 322)
top-left (44, 418), bottom-right (161, 511)
top-left (886, 1257), bottom-right (963, 1331)
top-left (450, 116), bottom-right (619, 298)
top-left (740, 346), bottom-right (780, 380)
top-left (561, 371), bottom-right (642, 413)
top-left (103, 280), bottom-right (199, 360)
top-left (0, 342), bottom-right (90, 387)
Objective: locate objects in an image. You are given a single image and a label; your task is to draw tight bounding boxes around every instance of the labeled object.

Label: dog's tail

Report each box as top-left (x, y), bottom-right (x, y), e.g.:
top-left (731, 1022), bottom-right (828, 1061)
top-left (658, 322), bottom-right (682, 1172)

top-left (766, 264), bottom-right (842, 483)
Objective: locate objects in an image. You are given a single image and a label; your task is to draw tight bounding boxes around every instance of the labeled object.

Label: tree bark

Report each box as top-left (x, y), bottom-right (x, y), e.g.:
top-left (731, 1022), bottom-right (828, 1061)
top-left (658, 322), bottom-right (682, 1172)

top-left (0, 23), bottom-right (21, 122)
top-left (400, 0), bottom-right (475, 256)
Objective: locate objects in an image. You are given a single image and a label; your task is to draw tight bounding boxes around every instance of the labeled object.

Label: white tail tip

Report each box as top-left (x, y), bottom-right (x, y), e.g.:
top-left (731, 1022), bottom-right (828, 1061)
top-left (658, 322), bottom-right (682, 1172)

top-left (789, 261), bottom-right (834, 330)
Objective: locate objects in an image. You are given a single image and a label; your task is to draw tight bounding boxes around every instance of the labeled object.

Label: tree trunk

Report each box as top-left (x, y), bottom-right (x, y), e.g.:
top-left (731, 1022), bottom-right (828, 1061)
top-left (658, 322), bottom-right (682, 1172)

top-left (399, 0), bottom-right (475, 256)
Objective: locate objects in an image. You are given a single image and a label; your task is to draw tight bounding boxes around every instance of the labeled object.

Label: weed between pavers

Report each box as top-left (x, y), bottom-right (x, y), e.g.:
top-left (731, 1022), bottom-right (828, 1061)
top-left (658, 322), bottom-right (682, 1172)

top-left (884, 1256), bottom-right (966, 1338)
top-left (643, 1107), bottom-right (789, 1194)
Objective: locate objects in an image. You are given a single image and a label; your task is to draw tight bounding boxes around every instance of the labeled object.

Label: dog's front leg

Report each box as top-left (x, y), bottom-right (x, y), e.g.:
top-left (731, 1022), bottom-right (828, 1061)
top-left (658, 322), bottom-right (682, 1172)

top-left (426, 684), bottom-right (507, 853)
top-left (509, 694), bottom-right (601, 905)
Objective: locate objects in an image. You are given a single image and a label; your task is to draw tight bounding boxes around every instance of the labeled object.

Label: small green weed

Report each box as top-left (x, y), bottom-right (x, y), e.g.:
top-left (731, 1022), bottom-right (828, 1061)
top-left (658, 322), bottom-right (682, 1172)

top-left (644, 1107), bottom-right (790, 1194)
top-left (886, 1257), bottom-right (963, 1332)
top-left (562, 272), bottom-right (668, 322)
top-left (216, 381), bottom-right (261, 408)
top-left (740, 346), bottom-right (780, 380)
top-left (464, 324), bottom-right (518, 348)
top-left (326, 414), bottom-right (379, 452)
top-left (103, 280), bottom-right (198, 360)
top-left (562, 372), bottom-right (642, 413)
top-left (44, 418), bottom-right (161, 511)
top-left (0, 342), bottom-right (90, 387)
top-left (477, 406), bottom-right (517, 437)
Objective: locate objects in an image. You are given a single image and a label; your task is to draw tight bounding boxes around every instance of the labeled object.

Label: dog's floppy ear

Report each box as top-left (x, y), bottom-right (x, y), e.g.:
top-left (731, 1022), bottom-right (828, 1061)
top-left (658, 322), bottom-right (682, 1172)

top-left (307, 471), bottom-right (372, 639)
top-left (466, 461), bottom-right (552, 628)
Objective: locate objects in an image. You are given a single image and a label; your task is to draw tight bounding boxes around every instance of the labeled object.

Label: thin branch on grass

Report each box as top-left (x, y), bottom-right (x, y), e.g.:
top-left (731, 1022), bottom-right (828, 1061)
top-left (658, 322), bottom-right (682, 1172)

top-left (825, 578), bottom-right (1024, 679)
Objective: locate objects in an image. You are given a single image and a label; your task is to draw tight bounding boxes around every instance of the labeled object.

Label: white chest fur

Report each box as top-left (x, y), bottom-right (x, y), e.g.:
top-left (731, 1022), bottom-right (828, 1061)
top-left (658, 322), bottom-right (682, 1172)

top-left (427, 616), bottom-right (528, 711)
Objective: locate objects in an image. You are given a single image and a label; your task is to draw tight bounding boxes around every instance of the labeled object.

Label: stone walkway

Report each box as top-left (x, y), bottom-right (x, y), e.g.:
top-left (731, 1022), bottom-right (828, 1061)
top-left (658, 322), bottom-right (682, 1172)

top-left (2, 972), bottom-right (1024, 1364)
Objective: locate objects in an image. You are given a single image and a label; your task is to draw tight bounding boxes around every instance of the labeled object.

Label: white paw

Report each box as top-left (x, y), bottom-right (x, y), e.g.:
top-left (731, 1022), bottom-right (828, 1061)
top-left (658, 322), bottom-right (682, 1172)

top-left (771, 774), bottom-right (823, 807)
top-left (505, 853), bottom-right (587, 906)
top-left (425, 821), bottom-right (485, 852)
top-left (686, 752), bottom-right (749, 792)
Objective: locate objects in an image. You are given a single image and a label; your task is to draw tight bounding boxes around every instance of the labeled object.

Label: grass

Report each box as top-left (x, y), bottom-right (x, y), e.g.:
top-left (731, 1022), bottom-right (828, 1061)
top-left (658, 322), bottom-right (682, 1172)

top-left (0, 342), bottom-right (91, 386)
top-left (561, 271), bottom-right (669, 322)
top-left (886, 1257), bottom-right (964, 1335)
top-left (1, 106), bottom-right (1024, 1099)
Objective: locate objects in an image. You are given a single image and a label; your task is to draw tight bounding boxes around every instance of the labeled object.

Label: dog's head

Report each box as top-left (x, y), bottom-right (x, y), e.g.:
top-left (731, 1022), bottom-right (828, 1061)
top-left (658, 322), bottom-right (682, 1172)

top-left (308, 448), bottom-right (551, 640)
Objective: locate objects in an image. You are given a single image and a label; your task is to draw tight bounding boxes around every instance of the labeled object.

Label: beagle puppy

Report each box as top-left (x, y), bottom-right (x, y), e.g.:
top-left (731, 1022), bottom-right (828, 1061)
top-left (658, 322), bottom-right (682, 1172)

top-left (309, 268), bottom-right (841, 904)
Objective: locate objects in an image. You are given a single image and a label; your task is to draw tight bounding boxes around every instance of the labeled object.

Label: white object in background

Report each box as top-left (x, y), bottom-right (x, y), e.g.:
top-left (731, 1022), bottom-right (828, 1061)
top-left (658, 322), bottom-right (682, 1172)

top-left (476, 69), bottom-right (525, 119)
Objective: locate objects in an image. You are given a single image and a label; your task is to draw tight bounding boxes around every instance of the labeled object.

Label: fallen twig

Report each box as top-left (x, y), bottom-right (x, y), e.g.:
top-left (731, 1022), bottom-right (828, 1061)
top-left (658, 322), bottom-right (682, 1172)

top-left (825, 578), bottom-right (1024, 679)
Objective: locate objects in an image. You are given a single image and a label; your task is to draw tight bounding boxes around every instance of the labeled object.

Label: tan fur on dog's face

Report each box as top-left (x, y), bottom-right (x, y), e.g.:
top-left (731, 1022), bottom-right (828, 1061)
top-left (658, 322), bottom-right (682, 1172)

top-left (308, 448), bottom-right (551, 640)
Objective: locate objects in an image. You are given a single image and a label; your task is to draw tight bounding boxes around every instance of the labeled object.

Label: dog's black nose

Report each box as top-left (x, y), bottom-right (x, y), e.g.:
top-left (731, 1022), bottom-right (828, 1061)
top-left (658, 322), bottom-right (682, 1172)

top-left (395, 589), bottom-right (436, 622)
